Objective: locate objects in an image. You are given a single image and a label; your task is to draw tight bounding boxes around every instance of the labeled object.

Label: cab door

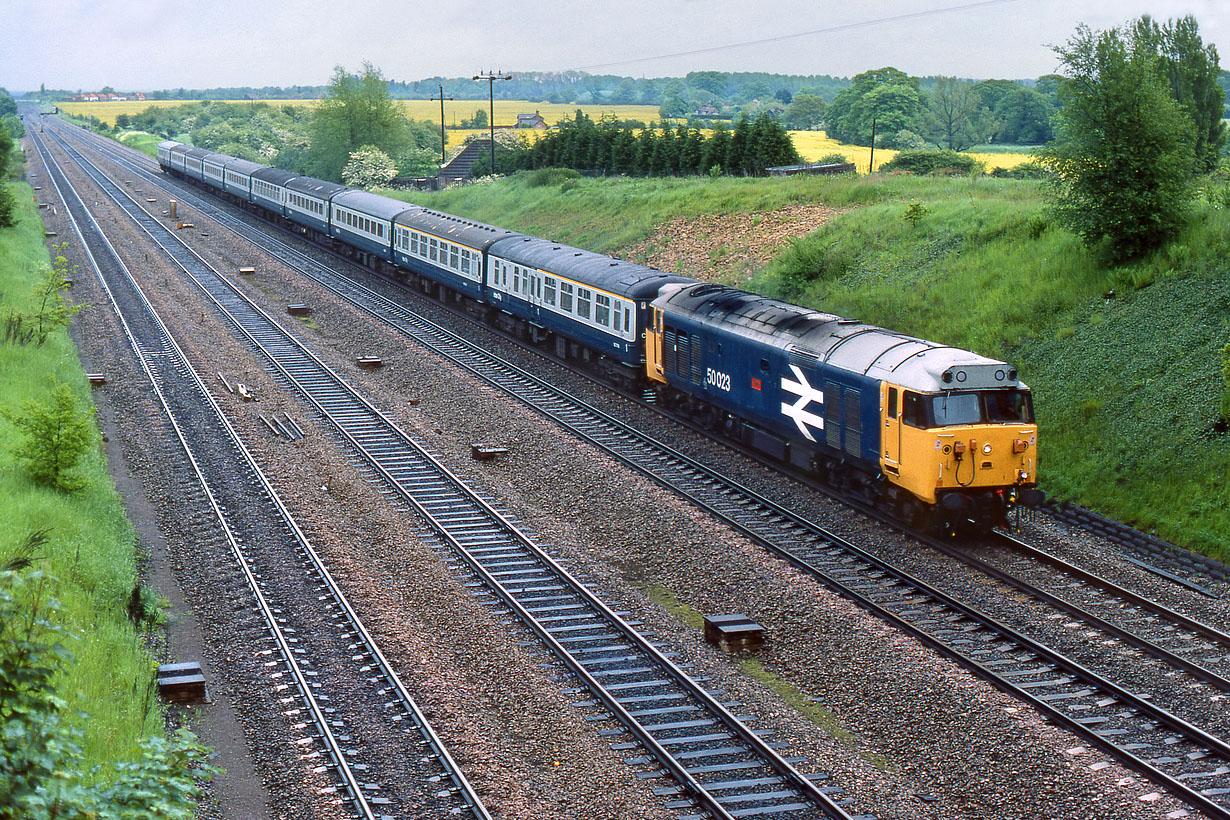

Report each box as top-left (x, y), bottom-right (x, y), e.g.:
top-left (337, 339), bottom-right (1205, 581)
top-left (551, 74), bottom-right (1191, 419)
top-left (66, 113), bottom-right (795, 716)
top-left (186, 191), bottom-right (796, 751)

top-left (882, 383), bottom-right (901, 475)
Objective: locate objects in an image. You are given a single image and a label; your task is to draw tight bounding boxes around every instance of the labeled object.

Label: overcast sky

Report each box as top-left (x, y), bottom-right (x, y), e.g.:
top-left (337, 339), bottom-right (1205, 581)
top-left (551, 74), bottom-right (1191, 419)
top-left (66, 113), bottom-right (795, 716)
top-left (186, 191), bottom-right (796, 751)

top-left (0, 0), bottom-right (1223, 93)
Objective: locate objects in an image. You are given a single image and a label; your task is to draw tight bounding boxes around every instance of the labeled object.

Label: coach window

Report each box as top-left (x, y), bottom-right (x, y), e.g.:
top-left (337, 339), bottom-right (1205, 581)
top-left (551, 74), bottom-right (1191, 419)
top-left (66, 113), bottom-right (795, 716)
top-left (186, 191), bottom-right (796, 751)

top-left (559, 281), bottom-right (573, 311)
top-left (902, 391), bottom-right (926, 428)
top-left (511, 266), bottom-right (520, 293)
top-left (612, 300), bottom-right (621, 331)
top-left (449, 246), bottom-right (459, 269)
top-left (543, 277), bottom-right (557, 306)
top-left (595, 294), bottom-right (611, 327)
top-left (429, 238), bottom-right (438, 262)
top-left (577, 288), bottom-right (592, 320)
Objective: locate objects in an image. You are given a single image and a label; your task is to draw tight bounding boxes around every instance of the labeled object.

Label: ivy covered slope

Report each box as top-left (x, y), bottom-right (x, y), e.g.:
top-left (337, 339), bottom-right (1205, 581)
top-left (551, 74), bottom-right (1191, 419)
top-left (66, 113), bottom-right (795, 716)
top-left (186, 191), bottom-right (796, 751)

top-left (408, 170), bottom-right (1229, 558)
top-left (0, 175), bottom-right (210, 814)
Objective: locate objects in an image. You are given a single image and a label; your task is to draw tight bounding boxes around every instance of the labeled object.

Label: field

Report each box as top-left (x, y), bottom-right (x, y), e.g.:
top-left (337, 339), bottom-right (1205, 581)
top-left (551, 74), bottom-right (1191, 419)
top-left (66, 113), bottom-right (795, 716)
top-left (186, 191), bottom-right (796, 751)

top-left (60, 100), bottom-right (1033, 170)
top-left (787, 131), bottom-right (1035, 172)
top-left (59, 99), bottom-right (661, 128)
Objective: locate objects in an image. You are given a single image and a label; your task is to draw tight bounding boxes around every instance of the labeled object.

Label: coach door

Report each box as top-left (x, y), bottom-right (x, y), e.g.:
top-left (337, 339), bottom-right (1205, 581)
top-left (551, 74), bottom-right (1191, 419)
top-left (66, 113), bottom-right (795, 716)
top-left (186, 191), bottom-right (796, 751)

top-left (882, 383), bottom-right (901, 475)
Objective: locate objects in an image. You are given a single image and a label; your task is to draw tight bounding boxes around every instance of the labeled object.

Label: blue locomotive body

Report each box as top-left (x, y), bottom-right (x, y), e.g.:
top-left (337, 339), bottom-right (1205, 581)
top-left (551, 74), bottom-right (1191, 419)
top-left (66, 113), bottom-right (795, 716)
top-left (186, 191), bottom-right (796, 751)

top-left (650, 283), bottom-right (881, 471)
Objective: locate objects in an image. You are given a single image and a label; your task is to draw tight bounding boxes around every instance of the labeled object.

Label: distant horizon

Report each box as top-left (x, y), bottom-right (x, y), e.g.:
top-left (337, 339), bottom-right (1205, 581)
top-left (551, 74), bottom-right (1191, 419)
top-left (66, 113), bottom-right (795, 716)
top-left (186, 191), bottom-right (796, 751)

top-left (20, 69), bottom-right (1067, 99)
top-left (2, 1), bottom-right (1221, 94)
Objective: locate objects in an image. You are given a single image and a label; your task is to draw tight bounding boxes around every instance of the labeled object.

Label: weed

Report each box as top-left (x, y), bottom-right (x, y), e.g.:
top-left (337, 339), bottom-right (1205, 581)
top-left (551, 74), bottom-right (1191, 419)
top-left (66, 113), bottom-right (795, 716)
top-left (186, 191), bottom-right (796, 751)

top-left (902, 201), bottom-right (928, 228)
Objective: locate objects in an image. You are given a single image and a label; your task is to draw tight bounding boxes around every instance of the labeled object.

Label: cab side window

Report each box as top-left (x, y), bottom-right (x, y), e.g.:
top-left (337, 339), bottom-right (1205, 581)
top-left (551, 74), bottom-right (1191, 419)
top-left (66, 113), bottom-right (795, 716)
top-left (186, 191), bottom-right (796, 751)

top-left (902, 391), bottom-right (925, 428)
top-left (887, 387), bottom-right (898, 420)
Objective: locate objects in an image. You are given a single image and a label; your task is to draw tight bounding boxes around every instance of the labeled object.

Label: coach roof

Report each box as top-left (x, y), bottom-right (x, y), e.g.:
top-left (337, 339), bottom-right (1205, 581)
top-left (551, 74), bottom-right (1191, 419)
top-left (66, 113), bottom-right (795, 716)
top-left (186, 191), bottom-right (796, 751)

top-left (489, 235), bottom-right (694, 299)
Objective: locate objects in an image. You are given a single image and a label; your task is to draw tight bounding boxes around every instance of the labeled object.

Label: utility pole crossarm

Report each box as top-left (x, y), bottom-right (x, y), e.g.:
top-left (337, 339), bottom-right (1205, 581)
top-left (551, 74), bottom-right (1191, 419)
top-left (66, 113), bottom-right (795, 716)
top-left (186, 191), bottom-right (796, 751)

top-left (472, 69), bottom-right (512, 177)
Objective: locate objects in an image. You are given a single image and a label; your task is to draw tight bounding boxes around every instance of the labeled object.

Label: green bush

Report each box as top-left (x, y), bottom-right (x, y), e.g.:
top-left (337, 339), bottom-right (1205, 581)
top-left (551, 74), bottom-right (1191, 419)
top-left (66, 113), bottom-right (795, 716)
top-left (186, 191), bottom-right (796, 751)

top-left (990, 161), bottom-right (1052, 180)
top-left (6, 380), bottom-right (95, 492)
top-left (1220, 341), bottom-right (1230, 422)
top-left (522, 167), bottom-right (582, 188)
top-left (881, 149), bottom-right (984, 176)
top-left (0, 184), bottom-right (15, 229)
top-left (0, 568), bottom-right (216, 819)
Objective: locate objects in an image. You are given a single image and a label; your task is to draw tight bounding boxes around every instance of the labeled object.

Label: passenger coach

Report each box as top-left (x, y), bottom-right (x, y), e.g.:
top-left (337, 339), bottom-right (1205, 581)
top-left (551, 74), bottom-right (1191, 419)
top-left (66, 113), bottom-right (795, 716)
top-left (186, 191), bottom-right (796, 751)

top-left (486, 236), bottom-right (692, 381)
top-left (221, 157), bottom-right (266, 202)
top-left (393, 209), bottom-right (515, 303)
top-left (330, 190), bottom-right (418, 265)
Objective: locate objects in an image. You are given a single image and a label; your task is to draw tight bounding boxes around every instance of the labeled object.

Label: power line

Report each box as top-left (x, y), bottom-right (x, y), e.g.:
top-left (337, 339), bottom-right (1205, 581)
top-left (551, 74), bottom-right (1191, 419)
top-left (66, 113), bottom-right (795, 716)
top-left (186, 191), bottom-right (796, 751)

top-left (564, 0), bottom-right (1024, 73)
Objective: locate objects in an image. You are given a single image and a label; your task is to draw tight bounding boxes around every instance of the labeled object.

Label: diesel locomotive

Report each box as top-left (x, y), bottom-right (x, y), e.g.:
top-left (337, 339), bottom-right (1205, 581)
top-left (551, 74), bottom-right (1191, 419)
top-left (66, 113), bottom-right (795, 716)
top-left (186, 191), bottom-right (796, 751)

top-left (157, 140), bottom-right (1039, 530)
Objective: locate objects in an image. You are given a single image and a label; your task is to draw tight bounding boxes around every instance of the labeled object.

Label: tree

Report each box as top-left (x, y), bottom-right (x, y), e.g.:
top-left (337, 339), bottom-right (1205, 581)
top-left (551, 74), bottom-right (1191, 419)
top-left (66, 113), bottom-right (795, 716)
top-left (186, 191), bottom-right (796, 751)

top-left (826, 67), bottom-right (921, 145)
top-left (7, 380), bottom-right (95, 492)
top-left (342, 145), bottom-right (398, 189)
top-left (1037, 22), bottom-right (1196, 262)
top-left (1131, 15), bottom-right (1226, 172)
top-left (784, 94), bottom-right (826, 130)
top-left (923, 77), bottom-right (995, 150)
top-left (460, 108), bottom-right (487, 129)
top-left (309, 62), bottom-right (412, 181)
top-left (971, 79), bottom-right (1019, 113)
top-left (0, 125), bottom-right (13, 180)
top-left (687, 71), bottom-right (728, 96)
top-left (0, 185), bottom-right (14, 230)
top-left (994, 88), bottom-right (1055, 143)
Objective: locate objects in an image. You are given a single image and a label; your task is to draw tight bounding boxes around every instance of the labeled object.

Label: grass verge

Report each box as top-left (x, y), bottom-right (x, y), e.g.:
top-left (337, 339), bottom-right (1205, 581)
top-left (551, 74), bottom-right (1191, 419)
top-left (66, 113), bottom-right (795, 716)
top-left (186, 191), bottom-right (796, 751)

top-left (0, 178), bottom-right (163, 772)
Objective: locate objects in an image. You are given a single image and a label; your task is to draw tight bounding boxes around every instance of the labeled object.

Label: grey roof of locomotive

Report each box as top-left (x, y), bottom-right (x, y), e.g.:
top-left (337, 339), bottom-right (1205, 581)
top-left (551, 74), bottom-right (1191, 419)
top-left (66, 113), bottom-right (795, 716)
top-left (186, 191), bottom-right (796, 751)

top-left (654, 282), bottom-right (1024, 393)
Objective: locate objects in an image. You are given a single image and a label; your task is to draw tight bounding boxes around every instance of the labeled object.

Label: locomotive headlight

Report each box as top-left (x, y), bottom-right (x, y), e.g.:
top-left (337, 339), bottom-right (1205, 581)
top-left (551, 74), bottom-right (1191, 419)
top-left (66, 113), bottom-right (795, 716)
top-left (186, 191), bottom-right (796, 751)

top-left (1019, 470), bottom-right (1029, 481)
top-left (982, 443), bottom-right (992, 455)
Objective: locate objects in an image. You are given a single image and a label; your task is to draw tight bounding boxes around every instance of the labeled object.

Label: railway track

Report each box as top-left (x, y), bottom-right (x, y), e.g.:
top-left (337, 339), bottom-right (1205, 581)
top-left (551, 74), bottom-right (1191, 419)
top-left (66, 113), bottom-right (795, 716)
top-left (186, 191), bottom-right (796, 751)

top-left (60, 119), bottom-right (1227, 600)
top-left (51, 120), bottom-right (1230, 817)
top-left (40, 120), bottom-right (864, 820)
top-left (29, 121), bottom-right (490, 820)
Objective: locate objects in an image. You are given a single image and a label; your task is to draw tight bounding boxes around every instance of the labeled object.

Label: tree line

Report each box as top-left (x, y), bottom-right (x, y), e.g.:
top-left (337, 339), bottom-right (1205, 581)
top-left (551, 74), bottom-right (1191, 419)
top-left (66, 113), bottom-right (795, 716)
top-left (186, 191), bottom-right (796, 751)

top-left (0, 88), bottom-right (24, 227)
top-left (499, 111), bottom-right (801, 177)
top-left (107, 65), bottom-right (444, 182)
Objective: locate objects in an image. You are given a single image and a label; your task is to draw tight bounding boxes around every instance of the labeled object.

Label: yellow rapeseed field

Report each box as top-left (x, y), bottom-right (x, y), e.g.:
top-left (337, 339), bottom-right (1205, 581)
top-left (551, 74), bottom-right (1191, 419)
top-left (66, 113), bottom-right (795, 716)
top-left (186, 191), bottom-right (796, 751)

top-left (789, 130), bottom-right (1034, 172)
top-left (59, 99), bottom-right (660, 129)
top-left (59, 100), bottom-right (1033, 171)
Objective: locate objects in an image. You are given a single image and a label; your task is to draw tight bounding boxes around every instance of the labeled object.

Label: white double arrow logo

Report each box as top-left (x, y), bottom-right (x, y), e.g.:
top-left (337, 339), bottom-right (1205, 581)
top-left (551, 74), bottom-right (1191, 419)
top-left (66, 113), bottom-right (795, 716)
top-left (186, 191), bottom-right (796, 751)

top-left (780, 364), bottom-right (825, 441)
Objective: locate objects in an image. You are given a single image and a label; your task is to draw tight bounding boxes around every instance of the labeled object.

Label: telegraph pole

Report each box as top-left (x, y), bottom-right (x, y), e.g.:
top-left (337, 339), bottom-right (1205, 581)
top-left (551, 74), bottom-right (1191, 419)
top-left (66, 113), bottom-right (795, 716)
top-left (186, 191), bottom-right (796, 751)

top-left (472, 69), bottom-right (511, 176)
top-left (868, 116), bottom-right (877, 175)
top-left (430, 84), bottom-right (453, 165)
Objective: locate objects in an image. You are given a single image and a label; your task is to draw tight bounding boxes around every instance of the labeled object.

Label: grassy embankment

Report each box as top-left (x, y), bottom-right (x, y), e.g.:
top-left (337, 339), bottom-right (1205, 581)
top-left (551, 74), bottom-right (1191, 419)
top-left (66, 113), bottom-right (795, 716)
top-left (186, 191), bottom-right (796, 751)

top-left (0, 170), bottom-right (163, 770)
top-left (397, 170), bottom-right (1230, 558)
